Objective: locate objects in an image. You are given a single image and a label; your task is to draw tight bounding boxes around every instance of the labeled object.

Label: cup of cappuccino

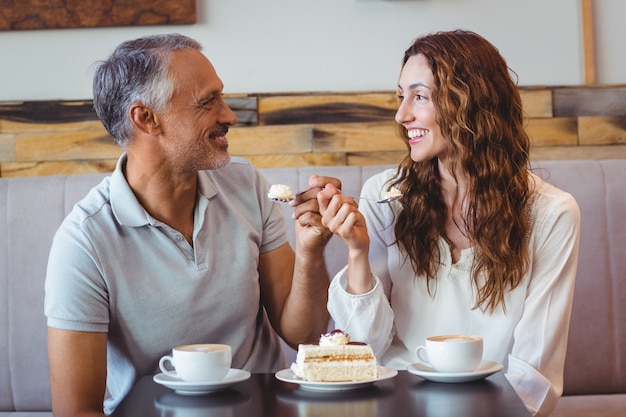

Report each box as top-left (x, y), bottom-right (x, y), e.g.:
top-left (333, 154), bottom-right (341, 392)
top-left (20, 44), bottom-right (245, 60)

top-left (159, 344), bottom-right (231, 382)
top-left (415, 335), bottom-right (483, 373)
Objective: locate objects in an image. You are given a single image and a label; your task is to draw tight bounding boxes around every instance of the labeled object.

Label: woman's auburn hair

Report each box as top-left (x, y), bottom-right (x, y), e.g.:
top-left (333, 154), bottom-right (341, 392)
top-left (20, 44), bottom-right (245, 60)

top-left (390, 30), bottom-right (532, 313)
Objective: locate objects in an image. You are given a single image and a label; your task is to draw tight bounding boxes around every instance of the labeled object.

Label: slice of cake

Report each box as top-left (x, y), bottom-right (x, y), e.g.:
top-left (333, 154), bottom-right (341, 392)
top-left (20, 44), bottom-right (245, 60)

top-left (290, 330), bottom-right (377, 382)
top-left (385, 187), bottom-right (402, 200)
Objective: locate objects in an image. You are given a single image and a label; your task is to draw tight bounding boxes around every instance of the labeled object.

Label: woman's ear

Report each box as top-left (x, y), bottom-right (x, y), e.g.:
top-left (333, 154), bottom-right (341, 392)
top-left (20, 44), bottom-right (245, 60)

top-left (129, 103), bottom-right (162, 136)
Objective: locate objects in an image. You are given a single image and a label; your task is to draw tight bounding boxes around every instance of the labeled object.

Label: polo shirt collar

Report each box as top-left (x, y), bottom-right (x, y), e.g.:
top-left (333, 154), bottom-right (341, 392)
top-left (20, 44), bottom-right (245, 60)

top-left (196, 170), bottom-right (218, 201)
top-left (109, 153), bottom-right (218, 227)
top-left (109, 154), bottom-right (151, 227)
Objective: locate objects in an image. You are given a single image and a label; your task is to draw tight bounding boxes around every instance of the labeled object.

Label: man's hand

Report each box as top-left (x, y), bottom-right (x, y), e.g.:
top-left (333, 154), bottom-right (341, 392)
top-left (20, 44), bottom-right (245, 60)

top-left (290, 174), bottom-right (342, 254)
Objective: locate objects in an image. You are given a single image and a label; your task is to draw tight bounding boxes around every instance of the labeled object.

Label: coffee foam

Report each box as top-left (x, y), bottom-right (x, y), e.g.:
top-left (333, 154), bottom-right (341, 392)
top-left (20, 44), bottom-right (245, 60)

top-left (176, 344), bottom-right (229, 353)
top-left (429, 335), bottom-right (480, 343)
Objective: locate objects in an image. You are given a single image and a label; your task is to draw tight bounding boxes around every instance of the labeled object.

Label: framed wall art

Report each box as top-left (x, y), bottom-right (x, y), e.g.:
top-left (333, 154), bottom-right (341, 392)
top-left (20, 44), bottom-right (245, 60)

top-left (0, 0), bottom-right (196, 31)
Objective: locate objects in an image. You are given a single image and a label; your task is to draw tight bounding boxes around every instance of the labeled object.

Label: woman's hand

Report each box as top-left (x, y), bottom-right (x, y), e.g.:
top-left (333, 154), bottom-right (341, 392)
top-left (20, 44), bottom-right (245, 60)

top-left (317, 183), bottom-right (370, 252)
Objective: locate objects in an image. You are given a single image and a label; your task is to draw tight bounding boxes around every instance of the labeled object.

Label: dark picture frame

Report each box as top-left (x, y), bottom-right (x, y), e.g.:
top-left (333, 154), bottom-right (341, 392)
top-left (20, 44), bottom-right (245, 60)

top-left (0, 0), bottom-right (196, 31)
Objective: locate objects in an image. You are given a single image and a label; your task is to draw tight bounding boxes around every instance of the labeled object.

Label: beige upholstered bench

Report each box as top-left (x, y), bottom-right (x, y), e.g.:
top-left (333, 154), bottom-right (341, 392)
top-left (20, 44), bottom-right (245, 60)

top-left (1, 160), bottom-right (625, 416)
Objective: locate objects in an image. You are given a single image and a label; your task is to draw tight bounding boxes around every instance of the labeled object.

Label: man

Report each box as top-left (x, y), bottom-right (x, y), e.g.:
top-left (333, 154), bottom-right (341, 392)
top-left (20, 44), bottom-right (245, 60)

top-left (45, 33), bottom-right (335, 416)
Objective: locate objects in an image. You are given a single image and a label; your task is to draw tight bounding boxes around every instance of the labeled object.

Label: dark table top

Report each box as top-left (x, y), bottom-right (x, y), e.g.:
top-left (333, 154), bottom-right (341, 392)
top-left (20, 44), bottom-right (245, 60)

top-left (111, 370), bottom-right (530, 417)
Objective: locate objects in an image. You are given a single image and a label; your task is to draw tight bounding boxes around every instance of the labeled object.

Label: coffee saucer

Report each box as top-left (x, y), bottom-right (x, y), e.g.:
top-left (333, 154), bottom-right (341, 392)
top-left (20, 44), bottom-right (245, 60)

top-left (153, 368), bottom-right (251, 395)
top-left (407, 360), bottom-right (503, 383)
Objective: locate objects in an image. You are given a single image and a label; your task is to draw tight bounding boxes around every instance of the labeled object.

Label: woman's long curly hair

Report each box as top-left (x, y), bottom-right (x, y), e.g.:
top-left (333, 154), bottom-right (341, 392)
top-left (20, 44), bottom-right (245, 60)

top-left (390, 30), bottom-right (532, 313)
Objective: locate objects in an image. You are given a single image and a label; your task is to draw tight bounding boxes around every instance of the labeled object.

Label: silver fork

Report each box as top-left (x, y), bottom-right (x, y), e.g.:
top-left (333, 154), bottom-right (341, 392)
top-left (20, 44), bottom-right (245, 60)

top-left (269, 190), bottom-right (401, 204)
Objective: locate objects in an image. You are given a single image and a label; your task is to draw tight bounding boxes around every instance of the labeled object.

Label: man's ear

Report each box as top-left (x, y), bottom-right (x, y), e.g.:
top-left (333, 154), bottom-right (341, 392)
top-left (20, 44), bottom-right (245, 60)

top-left (129, 103), bottom-right (162, 135)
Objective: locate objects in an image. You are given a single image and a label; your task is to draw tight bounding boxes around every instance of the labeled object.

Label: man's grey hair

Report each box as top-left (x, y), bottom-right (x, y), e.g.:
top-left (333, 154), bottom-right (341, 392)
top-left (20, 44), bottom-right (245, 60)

top-left (93, 33), bottom-right (203, 148)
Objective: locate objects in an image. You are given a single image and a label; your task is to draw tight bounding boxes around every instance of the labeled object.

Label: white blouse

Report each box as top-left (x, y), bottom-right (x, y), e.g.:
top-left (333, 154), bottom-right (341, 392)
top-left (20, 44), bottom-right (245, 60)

top-left (328, 169), bottom-right (580, 417)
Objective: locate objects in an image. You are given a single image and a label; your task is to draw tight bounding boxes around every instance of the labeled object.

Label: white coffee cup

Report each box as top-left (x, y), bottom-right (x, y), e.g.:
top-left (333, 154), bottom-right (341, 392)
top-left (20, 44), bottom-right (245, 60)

top-left (159, 344), bottom-right (232, 382)
top-left (415, 335), bottom-right (483, 373)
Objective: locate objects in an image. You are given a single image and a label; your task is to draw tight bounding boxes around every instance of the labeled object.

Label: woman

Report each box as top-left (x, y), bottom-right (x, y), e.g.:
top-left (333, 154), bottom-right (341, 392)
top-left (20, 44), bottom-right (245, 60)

top-left (318, 30), bottom-right (580, 416)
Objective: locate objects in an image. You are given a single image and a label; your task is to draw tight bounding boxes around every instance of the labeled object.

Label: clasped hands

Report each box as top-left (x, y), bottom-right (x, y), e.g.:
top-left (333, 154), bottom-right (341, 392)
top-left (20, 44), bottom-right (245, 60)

top-left (291, 175), bottom-right (369, 254)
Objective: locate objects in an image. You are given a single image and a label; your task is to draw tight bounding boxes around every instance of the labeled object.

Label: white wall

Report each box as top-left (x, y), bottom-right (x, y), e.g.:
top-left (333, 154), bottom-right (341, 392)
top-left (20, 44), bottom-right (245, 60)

top-left (0, 0), bottom-right (624, 102)
top-left (594, 0), bottom-right (626, 84)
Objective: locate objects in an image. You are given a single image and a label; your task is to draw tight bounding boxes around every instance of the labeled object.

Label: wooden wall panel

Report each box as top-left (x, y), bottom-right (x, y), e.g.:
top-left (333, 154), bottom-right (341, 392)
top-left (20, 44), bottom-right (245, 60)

top-left (1, 160), bottom-right (118, 177)
top-left (228, 125), bottom-right (314, 155)
top-left (14, 131), bottom-right (119, 161)
top-left (520, 89), bottom-right (553, 118)
top-left (313, 122), bottom-right (402, 153)
top-left (1, 85), bottom-right (625, 177)
top-left (0, 119), bottom-right (104, 134)
top-left (525, 118), bottom-right (578, 147)
top-left (553, 86), bottom-right (626, 117)
top-left (347, 151), bottom-right (405, 167)
top-left (240, 153), bottom-right (347, 169)
top-left (258, 93), bottom-right (397, 125)
top-left (0, 134), bottom-right (15, 162)
top-left (577, 116), bottom-right (626, 145)
top-left (530, 145), bottom-right (626, 160)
